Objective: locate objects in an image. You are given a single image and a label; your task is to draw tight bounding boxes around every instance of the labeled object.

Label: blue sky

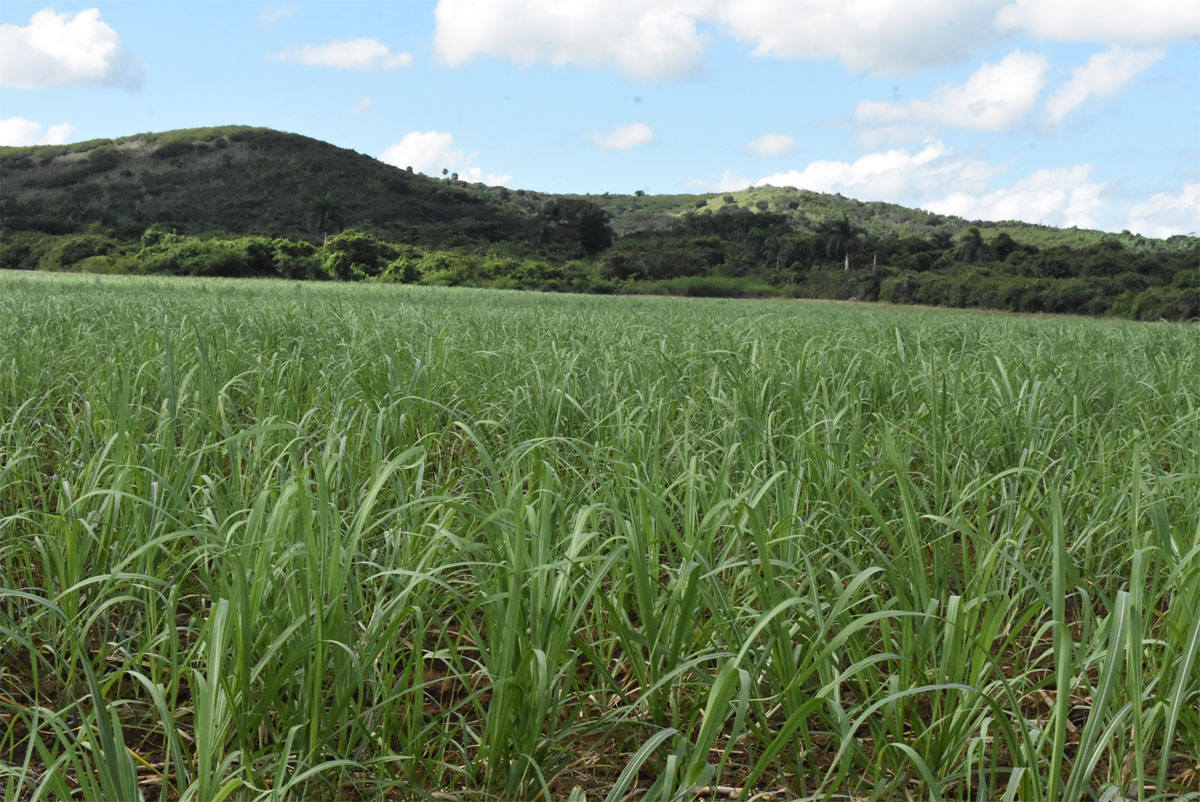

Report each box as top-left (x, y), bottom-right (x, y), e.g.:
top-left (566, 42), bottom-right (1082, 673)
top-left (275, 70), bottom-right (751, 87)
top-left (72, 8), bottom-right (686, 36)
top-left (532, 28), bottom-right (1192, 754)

top-left (2, 1), bottom-right (1198, 236)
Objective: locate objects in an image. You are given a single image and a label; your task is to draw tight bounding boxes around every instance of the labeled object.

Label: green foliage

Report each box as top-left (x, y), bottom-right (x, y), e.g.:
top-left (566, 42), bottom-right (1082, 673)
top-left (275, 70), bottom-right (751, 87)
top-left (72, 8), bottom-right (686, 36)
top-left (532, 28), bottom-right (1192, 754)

top-left (957, 227), bottom-right (986, 263)
top-left (272, 237), bottom-right (322, 279)
top-left (2, 273), bottom-right (1198, 800)
top-left (323, 228), bottom-right (395, 276)
top-left (819, 215), bottom-right (866, 260)
top-left (6, 217), bottom-right (1196, 319)
top-left (1132, 285), bottom-right (1200, 321)
top-left (416, 251), bottom-right (476, 285)
top-left (310, 192), bottom-right (345, 241)
top-left (2, 126), bottom-right (1197, 320)
top-left (538, 198), bottom-right (614, 255)
top-left (0, 230), bottom-right (54, 270)
top-left (1, 126), bottom-right (534, 248)
top-left (135, 232), bottom-right (278, 277)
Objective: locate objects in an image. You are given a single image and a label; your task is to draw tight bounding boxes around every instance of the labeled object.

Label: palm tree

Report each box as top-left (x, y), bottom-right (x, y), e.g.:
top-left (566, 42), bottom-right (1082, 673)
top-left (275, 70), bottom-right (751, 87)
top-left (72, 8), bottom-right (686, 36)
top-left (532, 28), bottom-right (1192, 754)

top-left (820, 216), bottom-right (865, 270)
top-left (930, 230), bottom-right (954, 251)
top-left (310, 193), bottom-right (344, 246)
top-left (957, 227), bottom-right (986, 264)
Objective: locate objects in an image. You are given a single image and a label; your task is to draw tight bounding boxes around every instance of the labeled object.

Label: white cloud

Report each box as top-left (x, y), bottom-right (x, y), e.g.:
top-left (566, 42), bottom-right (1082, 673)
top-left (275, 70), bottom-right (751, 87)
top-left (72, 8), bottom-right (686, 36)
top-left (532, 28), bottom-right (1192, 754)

top-left (259, 5), bottom-right (300, 28)
top-left (433, 0), bottom-right (1003, 80)
top-left (1127, 183), bottom-right (1200, 238)
top-left (756, 139), bottom-right (998, 201)
top-left (0, 117), bottom-right (75, 146)
top-left (753, 141), bottom-right (1112, 228)
top-left (717, 0), bottom-right (1003, 74)
top-left (745, 133), bottom-right (796, 157)
top-left (346, 95), bottom-right (371, 115)
top-left (1044, 46), bottom-right (1163, 125)
top-left (378, 130), bottom-right (510, 186)
top-left (753, 144), bottom-right (1197, 233)
top-left (380, 130), bottom-right (465, 173)
top-left (271, 38), bottom-right (412, 71)
top-left (431, 0), bottom-right (1199, 82)
top-left (855, 50), bottom-right (1049, 132)
top-left (684, 169), bottom-right (751, 192)
top-left (0, 8), bottom-right (142, 89)
top-left (434, 0), bottom-right (710, 82)
top-left (996, 0), bottom-right (1200, 44)
top-left (460, 167), bottom-right (513, 187)
top-left (591, 122), bottom-right (654, 151)
top-left (926, 165), bottom-right (1106, 228)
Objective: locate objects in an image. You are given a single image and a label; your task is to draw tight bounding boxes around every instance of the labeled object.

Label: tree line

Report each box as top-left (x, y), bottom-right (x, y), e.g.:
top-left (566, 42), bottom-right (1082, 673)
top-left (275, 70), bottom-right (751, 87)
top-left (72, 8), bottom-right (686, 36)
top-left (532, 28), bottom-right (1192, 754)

top-left (1, 197), bottom-right (1195, 321)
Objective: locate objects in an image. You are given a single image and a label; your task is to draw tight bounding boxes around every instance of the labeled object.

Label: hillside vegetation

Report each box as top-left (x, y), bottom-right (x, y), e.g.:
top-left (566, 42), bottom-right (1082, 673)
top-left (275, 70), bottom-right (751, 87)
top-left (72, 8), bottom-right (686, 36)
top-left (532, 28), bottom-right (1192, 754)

top-left (1, 126), bottom-right (1196, 319)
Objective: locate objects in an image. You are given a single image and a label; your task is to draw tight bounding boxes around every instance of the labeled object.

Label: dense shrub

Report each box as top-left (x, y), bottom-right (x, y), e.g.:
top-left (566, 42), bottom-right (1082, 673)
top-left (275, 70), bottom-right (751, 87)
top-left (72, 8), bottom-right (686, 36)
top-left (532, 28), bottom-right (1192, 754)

top-left (273, 238), bottom-right (321, 279)
top-left (1132, 286), bottom-right (1200, 321)
top-left (324, 229), bottom-right (396, 277)
top-left (0, 231), bottom-right (54, 270)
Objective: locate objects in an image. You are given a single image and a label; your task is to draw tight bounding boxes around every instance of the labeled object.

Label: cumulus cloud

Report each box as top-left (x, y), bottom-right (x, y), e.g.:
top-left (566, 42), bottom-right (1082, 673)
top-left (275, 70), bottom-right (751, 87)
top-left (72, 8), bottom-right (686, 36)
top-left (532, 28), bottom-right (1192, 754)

top-left (259, 5), bottom-right (300, 28)
top-left (1044, 46), bottom-right (1163, 125)
top-left (432, 0), bottom-right (1003, 80)
top-left (756, 140), bottom-right (997, 201)
top-left (855, 50), bottom-right (1050, 132)
top-left (683, 169), bottom-right (751, 192)
top-left (591, 122), bottom-right (654, 150)
top-left (434, 0), bottom-right (710, 82)
top-left (996, 0), bottom-right (1200, 44)
top-left (753, 141), bottom-right (1112, 228)
top-left (1127, 182), bottom-right (1200, 238)
top-left (378, 130), bottom-right (510, 186)
top-left (459, 167), bottom-right (513, 186)
top-left (745, 133), bottom-right (796, 157)
top-left (0, 8), bottom-right (143, 89)
top-left (926, 165), bottom-right (1106, 228)
top-left (431, 0), bottom-right (1200, 81)
top-left (718, 0), bottom-right (1003, 75)
top-left (346, 95), bottom-right (372, 115)
top-left (0, 117), bottom-right (75, 146)
top-left (271, 38), bottom-right (412, 71)
top-left (380, 130), bottom-right (465, 173)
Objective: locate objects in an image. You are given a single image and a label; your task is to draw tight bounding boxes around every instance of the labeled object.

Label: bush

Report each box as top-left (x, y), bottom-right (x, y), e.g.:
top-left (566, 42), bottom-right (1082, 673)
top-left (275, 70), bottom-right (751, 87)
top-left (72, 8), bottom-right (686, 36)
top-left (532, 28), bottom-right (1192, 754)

top-left (0, 231), bottom-right (53, 270)
top-left (273, 238), bottom-right (321, 279)
top-left (151, 140), bottom-right (198, 160)
top-left (37, 233), bottom-right (121, 271)
top-left (880, 274), bottom-right (922, 305)
top-left (137, 235), bottom-right (275, 277)
top-left (324, 229), bottom-right (396, 276)
top-left (1132, 286), bottom-right (1200, 321)
top-left (417, 252), bottom-right (476, 286)
top-left (379, 256), bottom-right (421, 283)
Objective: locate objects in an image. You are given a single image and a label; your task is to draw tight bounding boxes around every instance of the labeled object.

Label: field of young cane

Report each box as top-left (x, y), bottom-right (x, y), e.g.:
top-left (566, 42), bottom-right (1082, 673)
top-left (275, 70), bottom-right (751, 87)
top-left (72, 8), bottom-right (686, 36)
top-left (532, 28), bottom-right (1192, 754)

top-left (1, 272), bottom-right (1197, 801)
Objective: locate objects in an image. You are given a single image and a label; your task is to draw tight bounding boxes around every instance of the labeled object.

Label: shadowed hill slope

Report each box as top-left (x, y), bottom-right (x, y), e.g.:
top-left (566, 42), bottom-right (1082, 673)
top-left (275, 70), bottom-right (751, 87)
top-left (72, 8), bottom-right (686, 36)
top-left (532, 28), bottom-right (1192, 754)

top-left (0, 126), bottom-right (534, 246)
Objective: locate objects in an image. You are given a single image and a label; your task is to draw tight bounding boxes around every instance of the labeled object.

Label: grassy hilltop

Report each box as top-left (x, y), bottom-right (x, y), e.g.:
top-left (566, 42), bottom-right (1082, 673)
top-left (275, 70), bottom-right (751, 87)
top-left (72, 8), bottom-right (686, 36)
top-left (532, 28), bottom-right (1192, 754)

top-left (1, 126), bottom-right (1197, 319)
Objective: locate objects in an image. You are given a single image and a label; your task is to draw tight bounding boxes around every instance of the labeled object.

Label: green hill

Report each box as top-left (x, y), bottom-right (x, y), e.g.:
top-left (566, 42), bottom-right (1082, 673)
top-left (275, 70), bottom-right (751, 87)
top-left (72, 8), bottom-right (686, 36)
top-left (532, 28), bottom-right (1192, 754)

top-left (573, 185), bottom-right (1190, 252)
top-left (1, 126), bottom-right (1196, 320)
top-left (3, 125), bottom-right (1189, 251)
top-left (0, 125), bottom-right (534, 246)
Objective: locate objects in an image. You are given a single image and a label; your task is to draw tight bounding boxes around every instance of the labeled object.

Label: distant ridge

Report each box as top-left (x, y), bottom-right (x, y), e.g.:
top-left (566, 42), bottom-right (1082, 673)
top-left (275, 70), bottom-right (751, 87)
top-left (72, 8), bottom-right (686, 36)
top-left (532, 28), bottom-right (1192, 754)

top-left (2, 125), bottom-right (1192, 250)
top-left (2, 126), bottom-right (1195, 320)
